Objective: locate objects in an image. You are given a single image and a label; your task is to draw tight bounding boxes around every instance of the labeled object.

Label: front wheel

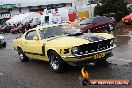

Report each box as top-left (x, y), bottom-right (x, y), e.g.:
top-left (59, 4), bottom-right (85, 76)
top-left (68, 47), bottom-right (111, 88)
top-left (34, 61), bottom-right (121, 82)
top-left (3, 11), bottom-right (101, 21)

top-left (18, 49), bottom-right (29, 62)
top-left (48, 51), bottom-right (65, 72)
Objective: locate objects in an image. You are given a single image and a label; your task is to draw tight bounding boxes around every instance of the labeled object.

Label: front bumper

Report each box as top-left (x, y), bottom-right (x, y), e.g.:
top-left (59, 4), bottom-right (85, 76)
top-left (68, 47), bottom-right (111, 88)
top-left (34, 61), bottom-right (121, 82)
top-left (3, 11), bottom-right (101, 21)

top-left (62, 44), bottom-right (116, 62)
top-left (68, 52), bottom-right (113, 66)
top-left (123, 19), bottom-right (132, 24)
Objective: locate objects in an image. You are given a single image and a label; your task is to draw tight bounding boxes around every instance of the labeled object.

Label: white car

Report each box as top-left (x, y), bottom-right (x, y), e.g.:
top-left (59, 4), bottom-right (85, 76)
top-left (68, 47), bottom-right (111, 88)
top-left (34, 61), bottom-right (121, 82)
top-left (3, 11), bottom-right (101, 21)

top-left (0, 34), bottom-right (6, 47)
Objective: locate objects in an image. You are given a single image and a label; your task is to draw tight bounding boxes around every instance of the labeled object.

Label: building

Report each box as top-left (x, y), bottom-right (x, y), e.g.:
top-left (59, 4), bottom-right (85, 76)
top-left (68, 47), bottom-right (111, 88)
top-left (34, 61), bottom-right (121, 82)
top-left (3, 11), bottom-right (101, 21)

top-left (0, 0), bottom-right (100, 24)
top-left (0, 1), bottom-right (72, 23)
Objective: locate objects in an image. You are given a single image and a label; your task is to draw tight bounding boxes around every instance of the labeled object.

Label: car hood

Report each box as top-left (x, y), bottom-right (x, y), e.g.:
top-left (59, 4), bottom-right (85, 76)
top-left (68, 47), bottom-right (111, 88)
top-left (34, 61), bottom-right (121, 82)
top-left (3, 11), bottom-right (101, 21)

top-left (44, 33), bottom-right (114, 47)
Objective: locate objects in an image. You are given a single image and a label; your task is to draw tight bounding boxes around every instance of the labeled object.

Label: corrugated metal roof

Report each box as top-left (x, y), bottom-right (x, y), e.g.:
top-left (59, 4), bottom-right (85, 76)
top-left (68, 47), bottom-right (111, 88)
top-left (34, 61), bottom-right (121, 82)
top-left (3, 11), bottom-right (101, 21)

top-left (16, 1), bottom-right (72, 7)
top-left (0, 4), bottom-right (17, 9)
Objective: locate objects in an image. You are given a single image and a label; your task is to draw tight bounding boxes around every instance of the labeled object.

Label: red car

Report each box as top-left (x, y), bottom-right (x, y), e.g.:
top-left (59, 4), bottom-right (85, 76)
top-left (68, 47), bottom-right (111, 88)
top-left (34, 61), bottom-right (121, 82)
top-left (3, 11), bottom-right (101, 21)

top-left (122, 13), bottom-right (132, 24)
top-left (10, 27), bottom-right (23, 33)
top-left (78, 16), bottom-right (116, 33)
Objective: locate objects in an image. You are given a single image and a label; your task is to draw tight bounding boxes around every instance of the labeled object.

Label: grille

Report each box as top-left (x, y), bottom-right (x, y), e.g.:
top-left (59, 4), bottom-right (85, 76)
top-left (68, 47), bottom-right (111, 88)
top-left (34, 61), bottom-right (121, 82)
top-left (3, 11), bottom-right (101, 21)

top-left (77, 39), bottom-right (112, 55)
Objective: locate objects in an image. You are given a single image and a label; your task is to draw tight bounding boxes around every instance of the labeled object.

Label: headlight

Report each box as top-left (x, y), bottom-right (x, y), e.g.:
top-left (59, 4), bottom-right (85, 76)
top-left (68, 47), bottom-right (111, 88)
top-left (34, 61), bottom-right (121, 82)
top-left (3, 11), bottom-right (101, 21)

top-left (2, 39), bottom-right (5, 43)
top-left (110, 39), bottom-right (114, 45)
top-left (71, 46), bottom-right (78, 54)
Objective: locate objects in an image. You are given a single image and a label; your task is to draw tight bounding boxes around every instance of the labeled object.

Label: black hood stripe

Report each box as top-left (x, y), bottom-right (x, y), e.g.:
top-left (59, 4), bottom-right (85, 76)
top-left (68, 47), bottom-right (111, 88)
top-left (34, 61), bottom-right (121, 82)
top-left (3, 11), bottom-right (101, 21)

top-left (75, 34), bottom-right (104, 42)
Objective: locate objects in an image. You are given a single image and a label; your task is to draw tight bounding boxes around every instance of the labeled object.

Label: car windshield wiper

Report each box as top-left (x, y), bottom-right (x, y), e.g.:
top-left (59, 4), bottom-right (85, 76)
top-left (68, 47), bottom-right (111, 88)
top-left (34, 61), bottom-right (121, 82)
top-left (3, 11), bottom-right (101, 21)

top-left (47, 35), bottom-right (56, 38)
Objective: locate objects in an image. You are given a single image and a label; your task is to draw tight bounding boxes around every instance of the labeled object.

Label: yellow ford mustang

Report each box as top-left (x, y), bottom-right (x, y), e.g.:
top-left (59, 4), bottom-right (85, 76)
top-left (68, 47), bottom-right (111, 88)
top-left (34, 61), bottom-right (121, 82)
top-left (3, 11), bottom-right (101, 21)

top-left (13, 23), bottom-right (116, 72)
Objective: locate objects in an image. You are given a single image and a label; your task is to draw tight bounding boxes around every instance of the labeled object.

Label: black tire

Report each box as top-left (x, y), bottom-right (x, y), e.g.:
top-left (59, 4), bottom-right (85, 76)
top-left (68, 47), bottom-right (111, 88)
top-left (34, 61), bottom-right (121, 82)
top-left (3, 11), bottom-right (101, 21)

top-left (48, 51), bottom-right (65, 72)
top-left (18, 48), bottom-right (29, 62)
top-left (105, 25), bottom-right (112, 34)
top-left (2, 42), bottom-right (6, 47)
top-left (100, 58), bottom-right (107, 62)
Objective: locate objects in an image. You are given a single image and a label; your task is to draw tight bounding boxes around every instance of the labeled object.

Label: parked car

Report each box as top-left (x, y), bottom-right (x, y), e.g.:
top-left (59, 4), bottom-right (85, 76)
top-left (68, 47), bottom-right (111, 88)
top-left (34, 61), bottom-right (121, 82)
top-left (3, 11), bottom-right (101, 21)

top-left (62, 21), bottom-right (78, 27)
top-left (78, 16), bottom-right (116, 33)
top-left (122, 13), bottom-right (132, 25)
top-left (10, 27), bottom-right (23, 33)
top-left (2, 25), bottom-right (15, 33)
top-left (13, 23), bottom-right (116, 72)
top-left (0, 34), bottom-right (6, 47)
top-left (62, 18), bottom-right (86, 27)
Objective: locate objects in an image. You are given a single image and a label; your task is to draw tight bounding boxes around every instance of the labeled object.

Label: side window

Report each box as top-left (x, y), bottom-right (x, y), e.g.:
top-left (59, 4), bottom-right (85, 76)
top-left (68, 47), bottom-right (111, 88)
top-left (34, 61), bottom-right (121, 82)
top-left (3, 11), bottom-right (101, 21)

top-left (100, 17), bottom-right (105, 22)
top-left (102, 17), bottom-right (108, 22)
top-left (95, 17), bottom-right (106, 23)
top-left (25, 30), bottom-right (37, 40)
top-left (94, 18), bottom-right (100, 23)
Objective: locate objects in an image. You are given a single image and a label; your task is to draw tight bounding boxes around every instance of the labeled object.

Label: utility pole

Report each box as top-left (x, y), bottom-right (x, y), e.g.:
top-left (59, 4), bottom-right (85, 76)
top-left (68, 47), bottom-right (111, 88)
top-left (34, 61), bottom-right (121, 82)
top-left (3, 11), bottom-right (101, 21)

top-left (87, 0), bottom-right (92, 18)
top-left (0, 0), bottom-right (2, 5)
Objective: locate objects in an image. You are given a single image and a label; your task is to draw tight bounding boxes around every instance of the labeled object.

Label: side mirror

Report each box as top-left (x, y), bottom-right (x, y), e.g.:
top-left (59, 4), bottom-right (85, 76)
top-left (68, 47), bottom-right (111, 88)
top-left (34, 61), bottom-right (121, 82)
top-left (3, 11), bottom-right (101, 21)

top-left (33, 36), bottom-right (39, 40)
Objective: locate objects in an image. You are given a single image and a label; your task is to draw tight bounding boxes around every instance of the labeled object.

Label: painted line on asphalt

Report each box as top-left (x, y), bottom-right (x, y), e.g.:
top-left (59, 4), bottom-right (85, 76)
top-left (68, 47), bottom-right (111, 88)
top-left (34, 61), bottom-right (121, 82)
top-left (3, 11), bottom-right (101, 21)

top-left (110, 57), bottom-right (132, 62)
top-left (128, 42), bottom-right (132, 45)
top-left (0, 72), bottom-right (3, 76)
top-left (117, 35), bottom-right (131, 37)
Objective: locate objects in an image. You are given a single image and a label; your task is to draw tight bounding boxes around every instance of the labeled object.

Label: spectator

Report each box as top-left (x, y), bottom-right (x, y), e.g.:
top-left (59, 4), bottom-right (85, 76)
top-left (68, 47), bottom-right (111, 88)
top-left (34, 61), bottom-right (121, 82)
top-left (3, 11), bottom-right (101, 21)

top-left (25, 22), bottom-right (31, 31)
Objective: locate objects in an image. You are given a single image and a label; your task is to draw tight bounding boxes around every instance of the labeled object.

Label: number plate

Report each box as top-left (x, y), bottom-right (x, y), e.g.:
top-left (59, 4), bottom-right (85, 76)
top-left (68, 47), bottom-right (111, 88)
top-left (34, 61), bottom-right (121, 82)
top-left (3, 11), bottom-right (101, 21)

top-left (125, 20), bottom-right (128, 22)
top-left (94, 53), bottom-right (105, 59)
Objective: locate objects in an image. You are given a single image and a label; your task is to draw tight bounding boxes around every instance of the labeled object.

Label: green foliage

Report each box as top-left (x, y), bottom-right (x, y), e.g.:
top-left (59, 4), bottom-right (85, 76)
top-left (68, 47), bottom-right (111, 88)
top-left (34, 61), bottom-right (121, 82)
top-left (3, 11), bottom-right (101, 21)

top-left (94, 0), bottom-right (130, 21)
top-left (0, 19), bottom-right (7, 25)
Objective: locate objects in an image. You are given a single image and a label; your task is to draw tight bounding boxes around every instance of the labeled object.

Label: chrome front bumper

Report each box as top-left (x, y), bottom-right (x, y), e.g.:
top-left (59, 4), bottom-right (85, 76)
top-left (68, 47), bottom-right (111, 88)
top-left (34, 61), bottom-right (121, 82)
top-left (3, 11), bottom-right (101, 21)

top-left (62, 44), bottom-right (116, 58)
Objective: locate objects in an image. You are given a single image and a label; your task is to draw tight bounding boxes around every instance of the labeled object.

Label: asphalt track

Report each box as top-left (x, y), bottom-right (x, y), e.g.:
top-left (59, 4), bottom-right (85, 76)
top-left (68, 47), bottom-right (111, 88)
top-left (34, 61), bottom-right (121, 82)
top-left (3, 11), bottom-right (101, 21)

top-left (0, 23), bottom-right (132, 88)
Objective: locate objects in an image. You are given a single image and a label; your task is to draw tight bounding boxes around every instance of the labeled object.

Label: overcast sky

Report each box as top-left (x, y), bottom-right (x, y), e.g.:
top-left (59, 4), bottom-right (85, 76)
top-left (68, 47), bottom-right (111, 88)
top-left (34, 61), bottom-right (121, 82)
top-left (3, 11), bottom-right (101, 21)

top-left (0, 0), bottom-right (59, 4)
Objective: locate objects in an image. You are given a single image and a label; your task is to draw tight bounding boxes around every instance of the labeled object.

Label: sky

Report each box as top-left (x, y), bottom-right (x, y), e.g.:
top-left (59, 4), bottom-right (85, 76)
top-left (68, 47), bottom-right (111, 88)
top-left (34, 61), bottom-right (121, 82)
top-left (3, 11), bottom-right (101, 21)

top-left (0, 0), bottom-right (59, 4)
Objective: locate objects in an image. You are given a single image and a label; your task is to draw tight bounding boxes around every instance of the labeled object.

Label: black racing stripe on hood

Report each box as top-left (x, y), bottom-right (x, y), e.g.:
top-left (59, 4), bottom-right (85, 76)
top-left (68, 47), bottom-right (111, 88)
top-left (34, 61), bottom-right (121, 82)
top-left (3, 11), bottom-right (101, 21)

top-left (77, 34), bottom-right (104, 42)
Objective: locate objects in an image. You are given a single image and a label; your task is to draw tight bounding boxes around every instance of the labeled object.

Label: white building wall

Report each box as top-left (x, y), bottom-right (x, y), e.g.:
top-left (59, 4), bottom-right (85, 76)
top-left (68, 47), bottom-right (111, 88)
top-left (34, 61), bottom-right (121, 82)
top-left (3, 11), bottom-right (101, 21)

top-left (10, 8), bottom-right (20, 14)
top-left (21, 7), bottom-right (29, 14)
top-left (0, 9), bottom-right (8, 13)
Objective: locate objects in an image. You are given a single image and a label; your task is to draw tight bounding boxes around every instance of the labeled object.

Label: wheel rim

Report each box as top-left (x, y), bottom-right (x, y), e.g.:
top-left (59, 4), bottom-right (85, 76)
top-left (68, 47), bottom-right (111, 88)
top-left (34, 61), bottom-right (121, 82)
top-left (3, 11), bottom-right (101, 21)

top-left (19, 51), bottom-right (24, 60)
top-left (87, 29), bottom-right (91, 33)
top-left (50, 54), bottom-right (59, 70)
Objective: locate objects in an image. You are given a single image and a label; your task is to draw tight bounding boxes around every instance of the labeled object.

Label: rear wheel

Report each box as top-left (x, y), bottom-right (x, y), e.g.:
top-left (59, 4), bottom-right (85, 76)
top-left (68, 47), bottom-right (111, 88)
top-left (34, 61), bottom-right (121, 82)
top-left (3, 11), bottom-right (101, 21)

top-left (86, 29), bottom-right (92, 33)
top-left (48, 51), bottom-right (65, 72)
top-left (18, 48), bottom-right (29, 62)
top-left (2, 42), bottom-right (6, 47)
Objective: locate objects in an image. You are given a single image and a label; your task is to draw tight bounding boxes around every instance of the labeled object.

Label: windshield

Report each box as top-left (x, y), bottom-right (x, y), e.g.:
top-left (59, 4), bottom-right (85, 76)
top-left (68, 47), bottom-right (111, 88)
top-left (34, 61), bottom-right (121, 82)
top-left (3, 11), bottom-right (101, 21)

top-left (80, 18), bottom-right (93, 25)
top-left (40, 26), bottom-right (82, 39)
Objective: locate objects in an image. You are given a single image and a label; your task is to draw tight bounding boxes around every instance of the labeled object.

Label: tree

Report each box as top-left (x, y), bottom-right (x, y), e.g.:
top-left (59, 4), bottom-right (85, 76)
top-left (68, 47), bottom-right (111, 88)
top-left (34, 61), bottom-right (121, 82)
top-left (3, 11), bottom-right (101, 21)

top-left (94, 0), bottom-right (130, 21)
